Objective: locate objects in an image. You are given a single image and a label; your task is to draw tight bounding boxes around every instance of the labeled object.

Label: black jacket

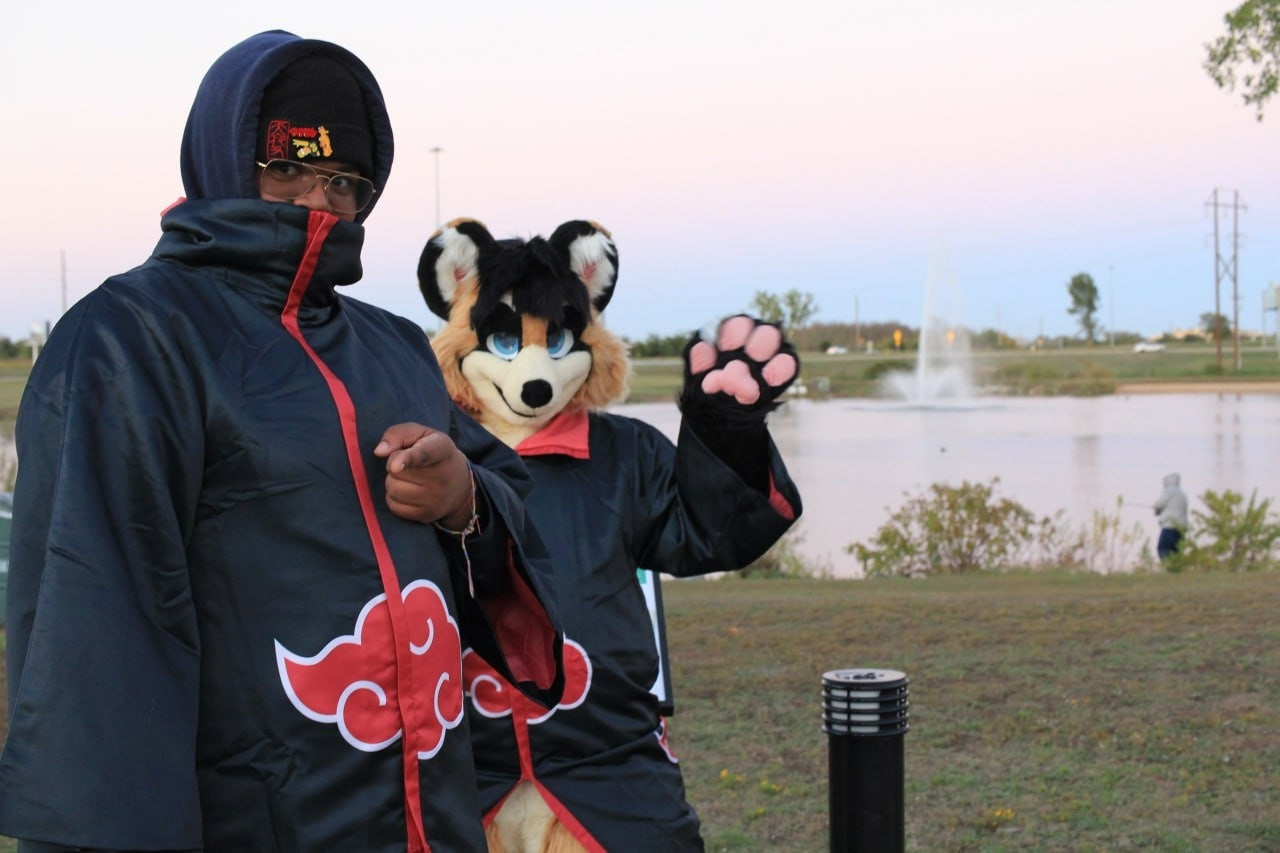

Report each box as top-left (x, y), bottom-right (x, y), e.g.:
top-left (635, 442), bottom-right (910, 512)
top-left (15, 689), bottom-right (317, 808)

top-left (0, 30), bottom-right (561, 853)
top-left (464, 410), bottom-right (801, 851)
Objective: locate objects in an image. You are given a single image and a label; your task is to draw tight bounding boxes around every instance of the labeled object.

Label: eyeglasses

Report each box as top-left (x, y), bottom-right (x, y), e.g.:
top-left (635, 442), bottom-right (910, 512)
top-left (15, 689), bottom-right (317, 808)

top-left (256, 160), bottom-right (376, 215)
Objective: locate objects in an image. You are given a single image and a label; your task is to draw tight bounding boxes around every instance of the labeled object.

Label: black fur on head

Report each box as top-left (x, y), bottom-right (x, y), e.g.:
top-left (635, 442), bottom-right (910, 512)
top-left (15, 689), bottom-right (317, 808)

top-left (418, 218), bottom-right (618, 323)
top-left (472, 236), bottom-right (593, 337)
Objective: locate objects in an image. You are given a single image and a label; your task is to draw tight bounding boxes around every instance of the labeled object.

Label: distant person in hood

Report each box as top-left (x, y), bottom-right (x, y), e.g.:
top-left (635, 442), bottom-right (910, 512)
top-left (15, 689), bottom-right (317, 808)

top-left (1154, 472), bottom-right (1190, 561)
top-left (0, 30), bottom-right (564, 852)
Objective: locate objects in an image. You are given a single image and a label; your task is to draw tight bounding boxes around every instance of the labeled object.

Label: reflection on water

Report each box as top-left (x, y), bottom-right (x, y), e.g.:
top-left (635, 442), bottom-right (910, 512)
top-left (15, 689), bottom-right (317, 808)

top-left (615, 393), bottom-right (1280, 578)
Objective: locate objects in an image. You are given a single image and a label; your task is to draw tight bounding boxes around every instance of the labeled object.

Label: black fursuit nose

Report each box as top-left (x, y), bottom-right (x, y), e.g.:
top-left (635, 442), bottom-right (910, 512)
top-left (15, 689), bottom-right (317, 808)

top-left (522, 379), bottom-right (553, 409)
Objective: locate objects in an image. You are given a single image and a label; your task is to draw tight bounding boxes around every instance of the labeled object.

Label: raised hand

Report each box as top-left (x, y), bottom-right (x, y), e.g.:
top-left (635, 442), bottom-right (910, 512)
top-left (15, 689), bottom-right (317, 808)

top-left (684, 315), bottom-right (799, 409)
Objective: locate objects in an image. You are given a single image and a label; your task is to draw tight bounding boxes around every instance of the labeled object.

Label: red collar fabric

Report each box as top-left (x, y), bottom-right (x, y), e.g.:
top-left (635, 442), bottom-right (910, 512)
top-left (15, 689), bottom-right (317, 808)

top-left (515, 409), bottom-right (590, 459)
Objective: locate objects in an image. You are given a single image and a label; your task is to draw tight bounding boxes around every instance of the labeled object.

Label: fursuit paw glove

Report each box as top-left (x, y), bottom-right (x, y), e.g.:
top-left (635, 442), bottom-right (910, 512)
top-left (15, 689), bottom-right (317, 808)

top-left (678, 315), bottom-right (799, 491)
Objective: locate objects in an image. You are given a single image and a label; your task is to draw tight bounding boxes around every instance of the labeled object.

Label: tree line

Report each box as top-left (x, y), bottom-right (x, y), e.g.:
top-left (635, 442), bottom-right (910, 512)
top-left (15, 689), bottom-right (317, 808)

top-left (0, 337), bottom-right (32, 359)
top-left (627, 280), bottom-right (1233, 357)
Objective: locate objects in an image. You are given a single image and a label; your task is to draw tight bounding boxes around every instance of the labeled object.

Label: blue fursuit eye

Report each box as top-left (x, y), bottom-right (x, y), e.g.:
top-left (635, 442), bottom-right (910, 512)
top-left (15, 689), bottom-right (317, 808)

top-left (546, 327), bottom-right (575, 359)
top-left (487, 332), bottom-right (521, 360)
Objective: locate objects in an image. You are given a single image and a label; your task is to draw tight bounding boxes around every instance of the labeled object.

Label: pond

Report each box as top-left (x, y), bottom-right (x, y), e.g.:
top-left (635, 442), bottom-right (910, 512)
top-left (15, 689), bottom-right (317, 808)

top-left (615, 391), bottom-right (1280, 577)
top-left (4, 392), bottom-right (1277, 579)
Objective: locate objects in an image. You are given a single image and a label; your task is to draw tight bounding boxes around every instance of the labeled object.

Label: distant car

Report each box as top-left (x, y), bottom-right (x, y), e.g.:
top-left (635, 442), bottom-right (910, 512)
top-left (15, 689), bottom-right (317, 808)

top-left (825, 345), bottom-right (849, 355)
top-left (1133, 341), bottom-right (1166, 353)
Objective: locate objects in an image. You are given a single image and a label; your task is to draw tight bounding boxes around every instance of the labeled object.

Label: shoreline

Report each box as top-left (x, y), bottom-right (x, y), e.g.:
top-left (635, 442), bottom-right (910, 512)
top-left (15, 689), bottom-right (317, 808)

top-left (616, 379), bottom-right (1280, 405)
top-left (1112, 380), bottom-right (1280, 395)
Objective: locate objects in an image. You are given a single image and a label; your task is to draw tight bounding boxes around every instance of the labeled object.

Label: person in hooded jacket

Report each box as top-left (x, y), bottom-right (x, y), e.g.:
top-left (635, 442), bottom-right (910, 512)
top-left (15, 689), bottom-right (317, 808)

top-left (0, 31), bottom-right (564, 853)
top-left (1153, 472), bottom-right (1190, 561)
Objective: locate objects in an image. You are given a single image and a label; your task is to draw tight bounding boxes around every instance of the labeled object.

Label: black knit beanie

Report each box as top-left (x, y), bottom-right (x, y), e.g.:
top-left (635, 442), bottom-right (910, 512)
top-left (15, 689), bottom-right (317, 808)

top-left (257, 55), bottom-right (374, 179)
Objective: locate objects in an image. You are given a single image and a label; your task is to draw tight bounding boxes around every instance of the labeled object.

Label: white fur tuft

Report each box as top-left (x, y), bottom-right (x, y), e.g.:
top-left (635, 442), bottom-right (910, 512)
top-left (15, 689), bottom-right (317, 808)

top-left (432, 226), bottom-right (481, 306)
top-left (568, 231), bottom-right (617, 303)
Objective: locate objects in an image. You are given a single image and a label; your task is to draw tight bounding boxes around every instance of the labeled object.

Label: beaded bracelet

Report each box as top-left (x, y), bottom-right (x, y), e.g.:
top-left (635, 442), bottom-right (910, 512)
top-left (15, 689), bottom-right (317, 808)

top-left (434, 460), bottom-right (480, 596)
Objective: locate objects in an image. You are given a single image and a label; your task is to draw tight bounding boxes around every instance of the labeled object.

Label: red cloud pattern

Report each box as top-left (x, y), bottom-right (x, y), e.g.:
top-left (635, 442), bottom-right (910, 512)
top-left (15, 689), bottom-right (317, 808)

top-left (463, 637), bottom-right (592, 723)
top-left (276, 579), bottom-right (464, 758)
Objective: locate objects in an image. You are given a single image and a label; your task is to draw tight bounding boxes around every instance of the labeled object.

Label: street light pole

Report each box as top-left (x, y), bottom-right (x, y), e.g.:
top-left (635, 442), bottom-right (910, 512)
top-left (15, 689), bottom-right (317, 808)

top-left (430, 146), bottom-right (443, 228)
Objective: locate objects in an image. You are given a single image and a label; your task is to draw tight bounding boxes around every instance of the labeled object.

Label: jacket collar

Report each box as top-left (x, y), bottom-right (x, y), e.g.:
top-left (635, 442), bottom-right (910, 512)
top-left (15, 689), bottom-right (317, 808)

top-left (152, 198), bottom-right (365, 317)
top-left (515, 409), bottom-right (590, 459)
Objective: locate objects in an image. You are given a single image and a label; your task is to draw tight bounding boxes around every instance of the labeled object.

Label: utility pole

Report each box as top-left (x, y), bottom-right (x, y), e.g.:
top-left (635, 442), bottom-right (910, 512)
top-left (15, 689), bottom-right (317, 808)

top-left (1211, 189), bottom-right (1222, 372)
top-left (1207, 189), bottom-right (1244, 373)
top-left (1233, 190), bottom-right (1242, 372)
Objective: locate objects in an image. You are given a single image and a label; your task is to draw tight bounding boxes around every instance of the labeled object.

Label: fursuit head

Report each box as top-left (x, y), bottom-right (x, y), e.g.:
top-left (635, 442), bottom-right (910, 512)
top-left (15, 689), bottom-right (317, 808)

top-left (419, 218), bottom-right (631, 449)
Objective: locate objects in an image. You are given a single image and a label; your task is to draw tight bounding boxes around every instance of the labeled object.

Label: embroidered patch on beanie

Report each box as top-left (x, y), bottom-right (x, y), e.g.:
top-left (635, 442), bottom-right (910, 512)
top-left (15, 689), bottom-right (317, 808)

top-left (258, 55), bottom-right (374, 179)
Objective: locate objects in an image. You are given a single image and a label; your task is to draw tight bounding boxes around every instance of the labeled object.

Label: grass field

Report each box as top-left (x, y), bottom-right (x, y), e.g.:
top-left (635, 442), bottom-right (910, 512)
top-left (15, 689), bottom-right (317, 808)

top-left (0, 361), bottom-right (27, 425)
top-left (665, 572), bottom-right (1280, 852)
top-left (2, 572), bottom-right (1277, 850)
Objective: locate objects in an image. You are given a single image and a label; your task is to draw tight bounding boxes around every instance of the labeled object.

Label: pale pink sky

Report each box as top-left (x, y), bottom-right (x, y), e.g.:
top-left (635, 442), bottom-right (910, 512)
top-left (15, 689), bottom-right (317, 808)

top-left (2, 0), bottom-right (1276, 344)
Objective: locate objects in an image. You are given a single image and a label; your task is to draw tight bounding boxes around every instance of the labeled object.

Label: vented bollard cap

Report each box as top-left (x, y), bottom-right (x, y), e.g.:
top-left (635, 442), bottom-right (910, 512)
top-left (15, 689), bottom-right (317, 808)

top-left (823, 668), bottom-right (910, 736)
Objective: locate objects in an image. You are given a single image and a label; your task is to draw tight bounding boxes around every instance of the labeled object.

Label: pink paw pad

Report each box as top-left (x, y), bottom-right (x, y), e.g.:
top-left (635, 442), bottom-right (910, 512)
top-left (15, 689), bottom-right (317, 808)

top-left (744, 324), bottom-right (782, 362)
top-left (688, 340), bottom-right (717, 374)
top-left (762, 353), bottom-right (797, 387)
top-left (701, 359), bottom-right (762, 405)
top-left (716, 316), bottom-right (754, 351)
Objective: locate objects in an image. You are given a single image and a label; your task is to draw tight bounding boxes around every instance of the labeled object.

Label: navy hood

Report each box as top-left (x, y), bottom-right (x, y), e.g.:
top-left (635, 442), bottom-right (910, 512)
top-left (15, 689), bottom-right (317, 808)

top-left (179, 30), bottom-right (394, 224)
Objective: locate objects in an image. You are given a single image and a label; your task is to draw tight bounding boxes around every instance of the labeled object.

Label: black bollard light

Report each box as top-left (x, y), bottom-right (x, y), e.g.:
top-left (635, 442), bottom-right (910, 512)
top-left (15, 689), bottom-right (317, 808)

top-left (822, 668), bottom-right (909, 853)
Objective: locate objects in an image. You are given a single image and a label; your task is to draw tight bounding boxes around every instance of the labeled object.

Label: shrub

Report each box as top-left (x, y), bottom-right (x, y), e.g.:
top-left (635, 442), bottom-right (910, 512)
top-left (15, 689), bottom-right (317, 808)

top-left (847, 478), bottom-right (1054, 578)
top-left (989, 361), bottom-right (1116, 397)
top-left (863, 360), bottom-right (908, 382)
top-left (990, 361), bottom-right (1064, 396)
top-left (1065, 362), bottom-right (1117, 397)
top-left (847, 485), bottom-right (1159, 577)
top-left (1176, 488), bottom-right (1280, 572)
top-left (1073, 497), bottom-right (1155, 574)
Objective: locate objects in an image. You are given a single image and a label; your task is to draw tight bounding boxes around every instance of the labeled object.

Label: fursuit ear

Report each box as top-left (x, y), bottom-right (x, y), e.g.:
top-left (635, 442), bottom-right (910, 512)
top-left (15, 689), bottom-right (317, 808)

top-left (417, 217), bottom-right (496, 320)
top-left (548, 220), bottom-right (619, 313)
